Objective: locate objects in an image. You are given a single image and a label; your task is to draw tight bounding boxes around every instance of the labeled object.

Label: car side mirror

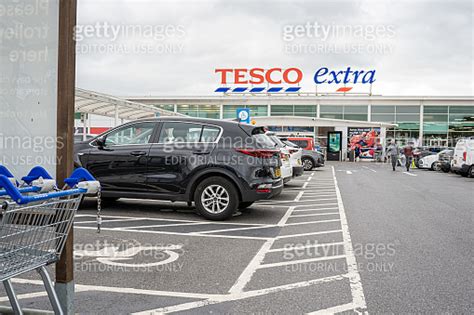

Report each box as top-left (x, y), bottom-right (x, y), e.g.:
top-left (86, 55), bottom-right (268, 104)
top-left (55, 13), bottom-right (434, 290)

top-left (96, 136), bottom-right (106, 148)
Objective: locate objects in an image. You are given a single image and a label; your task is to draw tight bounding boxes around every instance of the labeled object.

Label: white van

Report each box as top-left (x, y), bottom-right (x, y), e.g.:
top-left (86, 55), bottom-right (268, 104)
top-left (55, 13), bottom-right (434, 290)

top-left (451, 137), bottom-right (474, 177)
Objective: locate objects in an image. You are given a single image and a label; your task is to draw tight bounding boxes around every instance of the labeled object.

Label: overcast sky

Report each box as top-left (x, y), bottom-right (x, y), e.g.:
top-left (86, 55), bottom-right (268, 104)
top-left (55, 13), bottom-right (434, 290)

top-left (76, 0), bottom-right (473, 96)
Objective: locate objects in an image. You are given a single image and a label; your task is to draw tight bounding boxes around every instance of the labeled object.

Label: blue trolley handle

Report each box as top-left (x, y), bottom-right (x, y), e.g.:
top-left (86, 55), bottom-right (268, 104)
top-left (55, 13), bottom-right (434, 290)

top-left (0, 166), bottom-right (56, 197)
top-left (0, 168), bottom-right (100, 205)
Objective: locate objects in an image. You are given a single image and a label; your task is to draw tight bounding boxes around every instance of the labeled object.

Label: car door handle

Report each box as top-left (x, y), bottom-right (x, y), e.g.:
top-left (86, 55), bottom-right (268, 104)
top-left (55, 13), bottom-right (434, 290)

top-left (130, 151), bottom-right (147, 156)
top-left (193, 150), bottom-right (210, 155)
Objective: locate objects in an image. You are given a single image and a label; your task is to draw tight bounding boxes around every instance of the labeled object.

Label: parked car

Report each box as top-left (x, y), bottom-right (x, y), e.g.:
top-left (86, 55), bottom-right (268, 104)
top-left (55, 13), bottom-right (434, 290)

top-left (435, 149), bottom-right (454, 173)
top-left (74, 134), bottom-right (95, 143)
top-left (266, 133), bottom-right (293, 184)
top-left (266, 133), bottom-right (304, 181)
top-left (74, 117), bottom-right (283, 220)
top-left (418, 152), bottom-right (442, 170)
top-left (451, 137), bottom-right (474, 177)
top-left (281, 137), bottom-right (325, 171)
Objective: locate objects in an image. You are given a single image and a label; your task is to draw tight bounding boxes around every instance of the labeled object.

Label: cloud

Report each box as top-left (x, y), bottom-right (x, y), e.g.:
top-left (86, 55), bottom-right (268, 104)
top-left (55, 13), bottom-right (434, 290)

top-left (76, 0), bottom-right (473, 96)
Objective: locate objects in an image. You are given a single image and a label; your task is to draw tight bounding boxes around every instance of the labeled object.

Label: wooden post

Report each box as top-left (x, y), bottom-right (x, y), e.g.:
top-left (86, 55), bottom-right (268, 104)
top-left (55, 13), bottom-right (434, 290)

top-left (55, 0), bottom-right (77, 313)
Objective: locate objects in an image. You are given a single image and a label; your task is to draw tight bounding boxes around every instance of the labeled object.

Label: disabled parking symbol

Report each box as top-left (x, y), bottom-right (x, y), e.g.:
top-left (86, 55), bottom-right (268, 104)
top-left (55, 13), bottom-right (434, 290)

top-left (75, 244), bottom-right (183, 268)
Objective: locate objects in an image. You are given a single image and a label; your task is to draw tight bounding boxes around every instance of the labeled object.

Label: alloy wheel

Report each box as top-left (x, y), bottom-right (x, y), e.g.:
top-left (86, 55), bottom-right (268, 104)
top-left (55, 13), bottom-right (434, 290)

top-left (201, 184), bottom-right (230, 214)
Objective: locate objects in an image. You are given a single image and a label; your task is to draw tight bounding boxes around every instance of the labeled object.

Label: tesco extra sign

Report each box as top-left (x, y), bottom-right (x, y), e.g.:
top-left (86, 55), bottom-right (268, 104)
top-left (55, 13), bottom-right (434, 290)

top-left (214, 67), bottom-right (376, 93)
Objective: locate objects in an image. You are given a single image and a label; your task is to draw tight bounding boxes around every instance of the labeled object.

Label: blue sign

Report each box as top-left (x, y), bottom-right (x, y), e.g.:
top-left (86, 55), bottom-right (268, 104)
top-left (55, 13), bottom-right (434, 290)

top-left (236, 108), bottom-right (250, 124)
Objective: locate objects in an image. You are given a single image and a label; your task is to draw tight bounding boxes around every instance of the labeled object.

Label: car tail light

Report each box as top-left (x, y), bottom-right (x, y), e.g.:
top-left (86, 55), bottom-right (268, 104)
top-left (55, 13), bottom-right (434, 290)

top-left (280, 152), bottom-right (289, 160)
top-left (235, 149), bottom-right (278, 158)
top-left (463, 152), bottom-right (467, 161)
top-left (256, 184), bottom-right (271, 193)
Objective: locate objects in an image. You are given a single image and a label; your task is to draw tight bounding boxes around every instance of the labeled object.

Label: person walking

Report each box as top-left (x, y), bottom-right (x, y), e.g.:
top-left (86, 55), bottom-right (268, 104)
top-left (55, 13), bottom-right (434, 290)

top-left (403, 142), bottom-right (414, 172)
top-left (386, 140), bottom-right (399, 171)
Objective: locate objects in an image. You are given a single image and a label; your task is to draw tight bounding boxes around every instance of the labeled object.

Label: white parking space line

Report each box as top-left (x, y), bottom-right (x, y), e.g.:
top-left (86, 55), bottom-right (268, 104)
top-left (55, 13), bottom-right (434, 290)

top-left (133, 274), bottom-right (348, 315)
top-left (229, 190), bottom-right (305, 293)
top-left (74, 217), bottom-right (144, 225)
top-left (346, 171), bottom-right (353, 175)
top-left (196, 224), bottom-right (277, 234)
top-left (290, 212), bottom-right (340, 218)
top-left (275, 229), bottom-right (342, 239)
top-left (228, 239), bottom-right (274, 294)
top-left (403, 171), bottom-right (417, 176)
top-left (362, 166), bottom-right (377, 173)
top-left (258, 254), bottom-right (346, 269)
top-left (284, 219), bottom-right (341, 226)
top-left (115, 222), bottom-right (210, 230)
top-left (292, 207), bottom-right (340, 212)
top-left (332, 166), bottom-right (367, 311)
top-left (302, 182), bottom-right (309, 189)
top-left (76, 214), bottom-right (269, 226)
top-left (267, 241), bottom-right (345, 253)
top-left (74, 226), bottom-right (272, 241)
top-left (294, 203), bottom-right (339, 209)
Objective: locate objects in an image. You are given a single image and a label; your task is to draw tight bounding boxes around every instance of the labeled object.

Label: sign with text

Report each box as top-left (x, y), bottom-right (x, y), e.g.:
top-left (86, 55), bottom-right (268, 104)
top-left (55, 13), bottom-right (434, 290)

top-left (0, 0), bottom-right (59, 177)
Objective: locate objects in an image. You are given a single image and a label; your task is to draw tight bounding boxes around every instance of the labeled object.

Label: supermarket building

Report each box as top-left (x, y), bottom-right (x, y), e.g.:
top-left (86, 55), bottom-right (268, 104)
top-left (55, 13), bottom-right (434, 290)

top-left (126, 94), bottom-right (473, 147)
top-left (75, 91), bottom-right (473, 157)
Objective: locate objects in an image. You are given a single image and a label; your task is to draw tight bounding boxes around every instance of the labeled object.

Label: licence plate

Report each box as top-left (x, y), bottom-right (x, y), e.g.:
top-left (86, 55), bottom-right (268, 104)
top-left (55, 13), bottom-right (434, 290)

top-left (275, 168), bottom-right (281, 177)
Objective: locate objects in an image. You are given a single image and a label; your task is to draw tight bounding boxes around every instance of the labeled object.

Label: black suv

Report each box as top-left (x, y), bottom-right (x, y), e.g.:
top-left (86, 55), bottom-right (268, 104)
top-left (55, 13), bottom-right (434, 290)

top-left (74, 117), bottom-right (283, 220)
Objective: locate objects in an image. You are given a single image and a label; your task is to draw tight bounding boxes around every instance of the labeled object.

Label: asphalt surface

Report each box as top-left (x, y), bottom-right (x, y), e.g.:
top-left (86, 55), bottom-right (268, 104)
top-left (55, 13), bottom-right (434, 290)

top-left (0, 162), bottom-right (472, 314)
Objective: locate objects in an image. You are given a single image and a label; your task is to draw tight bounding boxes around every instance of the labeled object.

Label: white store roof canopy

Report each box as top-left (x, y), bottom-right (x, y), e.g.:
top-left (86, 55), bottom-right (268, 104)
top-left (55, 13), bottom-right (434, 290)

top-left (75, 88), bottom-right (184, 120)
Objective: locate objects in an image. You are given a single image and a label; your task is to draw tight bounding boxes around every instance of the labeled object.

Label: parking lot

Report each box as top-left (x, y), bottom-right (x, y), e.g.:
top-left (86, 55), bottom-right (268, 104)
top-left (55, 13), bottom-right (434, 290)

top-left (1, 162), bottom-right (472, 314)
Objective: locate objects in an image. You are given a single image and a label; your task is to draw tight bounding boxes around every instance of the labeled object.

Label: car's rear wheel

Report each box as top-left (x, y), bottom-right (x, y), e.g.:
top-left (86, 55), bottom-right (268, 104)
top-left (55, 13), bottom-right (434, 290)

top-left (194, 177), bottom-right (238, 220)
top-left (469, 166), bottom-right (474, 178)
top-left (432, 162), bottom-right (441, 171)
top-left (302, 157), bottom-right (314, 171)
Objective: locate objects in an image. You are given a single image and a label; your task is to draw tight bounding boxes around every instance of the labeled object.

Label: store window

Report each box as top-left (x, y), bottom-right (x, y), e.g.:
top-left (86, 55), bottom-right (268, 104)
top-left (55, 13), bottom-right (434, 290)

top-left (271, 105), bottom-right (293, 116)
top-left (321, 105), bottom-right (367, 121)
top-left (448, 106), bottom-right (474, 146)
top-left (177, 104), bottom-right (220, 118)
top-left (423, 106), bottom-right (449, 146)
top-left (153, 104), bottom-right (175, 112)
top-left (344, 105), bottom-right (368, 121)
top-left (320, 105), bottom-right (343, 119)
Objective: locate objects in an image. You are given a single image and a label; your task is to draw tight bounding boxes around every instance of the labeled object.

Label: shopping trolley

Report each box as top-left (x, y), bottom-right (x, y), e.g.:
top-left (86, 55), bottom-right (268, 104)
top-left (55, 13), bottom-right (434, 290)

top-left (0, 166), bottom-right (57, 201)
top-left (0, 167), bottom-right (100, 315)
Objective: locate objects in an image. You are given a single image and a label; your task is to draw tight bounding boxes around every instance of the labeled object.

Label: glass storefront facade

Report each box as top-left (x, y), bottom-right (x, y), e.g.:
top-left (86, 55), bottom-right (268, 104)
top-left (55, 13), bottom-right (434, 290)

top-left (371, 105), bottom-right (420, 144)
top-left (177, 104), bottom-right (220, 118)
top-left (320, 105), bottom-right (368, 121)
top-left (141, 99), bottom-right (473, 146)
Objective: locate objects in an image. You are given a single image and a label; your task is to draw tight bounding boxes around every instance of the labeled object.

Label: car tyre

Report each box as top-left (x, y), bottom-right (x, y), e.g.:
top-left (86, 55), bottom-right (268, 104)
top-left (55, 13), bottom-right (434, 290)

top-left (468, 166), bottom-right (474, 178)
top-left (302, 157), bottom-right (314, 171)
top-left (431, 162), bottom-right (441, 171)
top-left (194, 176), bottom-right (238, 220)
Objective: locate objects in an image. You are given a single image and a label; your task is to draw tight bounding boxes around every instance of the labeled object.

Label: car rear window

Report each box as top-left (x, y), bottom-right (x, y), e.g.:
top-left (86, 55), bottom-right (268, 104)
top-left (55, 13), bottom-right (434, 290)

top-left (253, 134), bottom-right (276, 148)
top-left (291, 140), bottom-right (308, 148)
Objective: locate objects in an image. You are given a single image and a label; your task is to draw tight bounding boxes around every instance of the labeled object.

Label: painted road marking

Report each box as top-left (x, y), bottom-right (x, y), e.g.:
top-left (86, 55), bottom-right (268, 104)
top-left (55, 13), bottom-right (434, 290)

top-left (267, 241), bottom-right (345, 253)
top-left (362, 166), bottom-right (377, 173)
top-left (346, 171), bottom-right (353, 175)
top-left (258, 254), bottom-right (347, 269)
top-left (403, 171), bottom-right (417, 176)
top-left (290, 212), bottom-right (340, 218)
top-left (275, 229), bottom-right (343, 239)
top-left (331, 165), bottom-right (367, 312)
